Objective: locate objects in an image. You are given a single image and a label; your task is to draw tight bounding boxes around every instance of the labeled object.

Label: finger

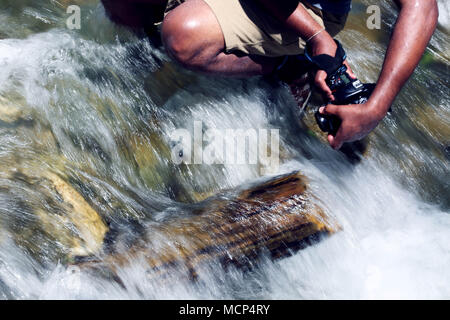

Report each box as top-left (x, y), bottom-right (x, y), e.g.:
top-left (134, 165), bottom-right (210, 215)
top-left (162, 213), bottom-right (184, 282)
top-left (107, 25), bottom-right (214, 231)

top-left (328, 134), bottom-right (343, 150)
top-left (314, 71), bottom-right (329, 93)
top-left (329, 129), bottom-right (344, 150)
top-left (315, 71), bottom-right (334, 101)
top-left (343, 60), bottom-right (356, 79)
top-left (327, 134), bottom-right (335, 147)
top-left (321, 104), bottom-right (340, 116)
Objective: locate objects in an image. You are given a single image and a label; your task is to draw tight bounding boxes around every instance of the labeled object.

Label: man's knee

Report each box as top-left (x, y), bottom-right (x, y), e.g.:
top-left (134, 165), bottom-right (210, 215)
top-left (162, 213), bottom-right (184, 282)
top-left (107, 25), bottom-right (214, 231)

top-left (161, 11), bottom-right (196, 66)
top-left (161, 0), bottom-right (224, 69)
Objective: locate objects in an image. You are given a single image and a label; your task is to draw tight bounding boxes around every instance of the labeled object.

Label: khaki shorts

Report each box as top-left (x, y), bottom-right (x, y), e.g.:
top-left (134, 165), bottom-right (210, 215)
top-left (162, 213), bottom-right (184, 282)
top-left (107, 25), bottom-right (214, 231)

top-left (165, 0), bottom-right (348, 57)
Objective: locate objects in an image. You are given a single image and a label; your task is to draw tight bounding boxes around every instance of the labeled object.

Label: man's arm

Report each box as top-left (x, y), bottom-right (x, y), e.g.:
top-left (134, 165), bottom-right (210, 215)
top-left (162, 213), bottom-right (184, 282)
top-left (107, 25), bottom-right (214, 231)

top-left (322, 0), bottom-right (438, 149)
top-left (256, 0), bottom-right (354, 99)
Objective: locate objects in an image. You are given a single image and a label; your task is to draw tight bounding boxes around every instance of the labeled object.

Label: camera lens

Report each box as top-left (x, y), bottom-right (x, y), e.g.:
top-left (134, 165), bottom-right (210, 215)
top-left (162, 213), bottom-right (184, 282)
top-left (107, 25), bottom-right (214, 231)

top-left (315, 112), bottom-right (341, 136)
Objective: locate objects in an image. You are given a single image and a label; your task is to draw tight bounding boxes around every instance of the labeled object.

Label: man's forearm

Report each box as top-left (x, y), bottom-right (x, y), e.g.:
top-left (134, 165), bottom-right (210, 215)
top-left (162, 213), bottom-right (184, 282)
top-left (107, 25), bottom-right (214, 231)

top-left (257, 0), bottom-right (327, 41)
top-left (257, 0), bottom-right (339, 57)
top-left (368, 0), bottom-right (439, 119)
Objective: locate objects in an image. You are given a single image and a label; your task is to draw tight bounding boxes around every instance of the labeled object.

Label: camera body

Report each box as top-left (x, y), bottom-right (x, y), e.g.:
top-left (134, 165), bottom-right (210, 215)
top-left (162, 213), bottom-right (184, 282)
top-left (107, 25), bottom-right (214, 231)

top-left (315, 65), bottom-right (375, 136)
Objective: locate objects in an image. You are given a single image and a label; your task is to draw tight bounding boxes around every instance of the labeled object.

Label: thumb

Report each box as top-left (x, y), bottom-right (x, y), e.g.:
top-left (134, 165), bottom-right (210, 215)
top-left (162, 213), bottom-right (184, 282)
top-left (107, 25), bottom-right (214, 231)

top-left (321, 104), bottom-right (341, 116)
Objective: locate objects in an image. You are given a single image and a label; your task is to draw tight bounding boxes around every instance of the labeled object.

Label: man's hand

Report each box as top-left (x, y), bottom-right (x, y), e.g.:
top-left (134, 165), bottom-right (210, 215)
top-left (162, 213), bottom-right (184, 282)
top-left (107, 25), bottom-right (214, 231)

top-left (317, 0), bottom-right (438, 151)
top-left (308, 30), bottom-right (356, 100)
top-left (315, 60), bottom-right (356, 101)
top-left (319, 101), bottom-right (385, 150)
top-left (257, 0), bottom-right (438, 151)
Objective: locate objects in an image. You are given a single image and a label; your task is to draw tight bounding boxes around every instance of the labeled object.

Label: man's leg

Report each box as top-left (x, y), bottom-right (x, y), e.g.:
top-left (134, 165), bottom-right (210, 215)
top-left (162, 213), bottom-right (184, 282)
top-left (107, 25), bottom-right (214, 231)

top-left (161, 0), bottom-right (280, 77)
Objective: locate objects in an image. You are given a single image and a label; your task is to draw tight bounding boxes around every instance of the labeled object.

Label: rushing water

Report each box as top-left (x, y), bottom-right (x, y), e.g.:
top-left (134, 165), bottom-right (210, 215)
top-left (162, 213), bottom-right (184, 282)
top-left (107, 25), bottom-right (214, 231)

top-left (0, 0), bottom-right (448, 299)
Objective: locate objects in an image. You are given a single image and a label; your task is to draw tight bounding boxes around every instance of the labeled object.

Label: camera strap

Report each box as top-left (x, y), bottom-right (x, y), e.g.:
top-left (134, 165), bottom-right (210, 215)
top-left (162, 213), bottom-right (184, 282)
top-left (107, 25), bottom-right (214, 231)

top-left (304, 40), bottom-right (347, 75)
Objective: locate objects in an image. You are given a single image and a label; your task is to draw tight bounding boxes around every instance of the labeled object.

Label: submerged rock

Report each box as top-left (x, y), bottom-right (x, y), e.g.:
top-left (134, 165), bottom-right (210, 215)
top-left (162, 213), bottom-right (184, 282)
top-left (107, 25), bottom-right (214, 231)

top-left (43, 172), bottom-right (108, 257)
top-left (0, 96), bottom-right (33, 126)
top-left (75, 171), bottom-right (337, 282)
top-left (0, 160), bottom-right (108, 262)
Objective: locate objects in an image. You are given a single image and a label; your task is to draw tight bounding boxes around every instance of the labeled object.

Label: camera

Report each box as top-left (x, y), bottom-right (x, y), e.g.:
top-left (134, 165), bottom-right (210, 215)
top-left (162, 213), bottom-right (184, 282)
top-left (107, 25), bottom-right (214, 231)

top-left (315, 64), bottom-right (375, 136)
top-left (303, 40), bottom-right (375, 136)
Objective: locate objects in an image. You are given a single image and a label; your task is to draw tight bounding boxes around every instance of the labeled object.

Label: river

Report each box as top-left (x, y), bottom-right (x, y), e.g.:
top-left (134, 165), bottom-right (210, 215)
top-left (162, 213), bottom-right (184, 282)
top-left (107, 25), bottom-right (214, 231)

top-left (0, 0), bottom-right (448, 299)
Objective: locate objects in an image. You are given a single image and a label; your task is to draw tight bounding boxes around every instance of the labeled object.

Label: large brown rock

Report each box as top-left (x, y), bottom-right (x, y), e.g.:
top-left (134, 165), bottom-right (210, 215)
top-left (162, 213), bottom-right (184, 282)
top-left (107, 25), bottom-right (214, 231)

top-left (75, 171), bottom-right (338, 281)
